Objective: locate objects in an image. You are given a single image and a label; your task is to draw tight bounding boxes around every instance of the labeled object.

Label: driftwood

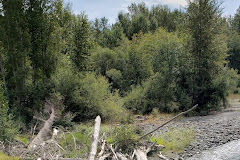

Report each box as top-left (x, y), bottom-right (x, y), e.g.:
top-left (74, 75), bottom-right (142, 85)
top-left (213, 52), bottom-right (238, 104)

top-left (158, 152), bottom-right (169, 160)
top-left (134, 149), bottom-right (148, 160)
top-left (89, 115), bottom-right (101, 160)
top-left (98, 139), bottom-right (106, 157)
top-left (138, 104), bottom-right (198, 139)
top-left (116, 152), bottom-right (128, 160)
top-left (28, 104), bottom-right (55, 149)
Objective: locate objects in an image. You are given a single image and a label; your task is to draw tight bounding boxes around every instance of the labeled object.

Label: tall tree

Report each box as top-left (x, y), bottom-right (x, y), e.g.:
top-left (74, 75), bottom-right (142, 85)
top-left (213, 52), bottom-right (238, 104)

top-left (228, 6), bottom-right (240, 73)
top-left (187, 0), bottom-right (228, 112)
top-left (27, 0), bottom-right (58, 84)
top-left (232, 6), bottom-right (240, 33)
top-left (0, 0), bottom-right (31, 111)
top-left (72, 13), bottom-right (91, 71)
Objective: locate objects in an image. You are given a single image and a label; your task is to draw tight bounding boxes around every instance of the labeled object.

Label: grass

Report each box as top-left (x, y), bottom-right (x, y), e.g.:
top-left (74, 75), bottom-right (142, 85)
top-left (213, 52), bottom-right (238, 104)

top-left (150, 127), bottom-right (195, 154)
top-left (16, 135), bottom-right (30, 145)
top-left (57, 123), bottom-right (114, 158)
top-left (228, 93), bottom-right (240, 100)
top-left (0, 152), bottom-right (18, 160)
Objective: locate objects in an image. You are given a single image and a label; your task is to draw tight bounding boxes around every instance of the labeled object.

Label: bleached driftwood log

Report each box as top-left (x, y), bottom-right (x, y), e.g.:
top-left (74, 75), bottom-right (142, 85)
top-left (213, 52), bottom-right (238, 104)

top-left (28, 104), bottom-right (55, 149)
top-left (89, 115), bottom-right (101, 160)
top-left (134, 149), bottom-right (148, 160)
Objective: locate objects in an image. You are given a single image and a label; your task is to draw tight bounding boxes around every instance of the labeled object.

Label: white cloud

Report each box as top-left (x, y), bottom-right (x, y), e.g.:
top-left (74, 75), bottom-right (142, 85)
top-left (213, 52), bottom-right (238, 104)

top-left (121, 0), bottom-right (187, 12)
top-left (161, 0), bottom-right (188, 6)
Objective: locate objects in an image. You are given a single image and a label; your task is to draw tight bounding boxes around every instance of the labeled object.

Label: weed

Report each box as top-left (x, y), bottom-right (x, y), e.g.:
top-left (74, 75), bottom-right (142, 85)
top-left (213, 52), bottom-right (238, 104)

top-left (150, 127), bottom-right (195, 154)
top-left (16, 135), bottom-right (30, 145)
top-left (107, 125), bottom-right (139, 154)
top-left (152, 108), bottom-right (159, 117)
top-left (0, 152), bottom-right (18, 160)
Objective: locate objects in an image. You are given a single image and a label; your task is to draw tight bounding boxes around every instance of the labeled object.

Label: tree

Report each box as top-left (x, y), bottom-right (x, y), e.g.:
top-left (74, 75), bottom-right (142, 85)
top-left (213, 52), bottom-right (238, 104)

top-left (27, 0), bottom-right (58, 84)
top-left (232, 6), bottom-right (240, 33)
top-left (227, 33), bottom-right (240, 73)
top-left (0, 82), bottom-right (18, 142)
top-left (0, 0), bottom-right (31, 115)
top-left (186, 0), bottom-right (228, 113)
top-left (72, 13), bottom-right (91, 71)
top-left (228, 7), bottom-right (240, 74)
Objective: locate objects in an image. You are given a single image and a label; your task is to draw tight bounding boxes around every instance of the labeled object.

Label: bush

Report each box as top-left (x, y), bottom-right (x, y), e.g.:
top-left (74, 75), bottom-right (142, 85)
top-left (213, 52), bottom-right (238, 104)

top-left (53, 56), bottom-right (127, 122)
top-left (107, 125), bottom-right (139, 153)
top-left (124, 73), bottom-right (178, 114)
top-left (0, 83), bottom-right (18, 142)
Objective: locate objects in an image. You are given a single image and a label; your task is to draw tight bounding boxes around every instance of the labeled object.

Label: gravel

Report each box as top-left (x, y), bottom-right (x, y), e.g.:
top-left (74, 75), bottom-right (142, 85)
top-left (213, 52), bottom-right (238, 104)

top-left (140, 101), bottom-right (240, 159)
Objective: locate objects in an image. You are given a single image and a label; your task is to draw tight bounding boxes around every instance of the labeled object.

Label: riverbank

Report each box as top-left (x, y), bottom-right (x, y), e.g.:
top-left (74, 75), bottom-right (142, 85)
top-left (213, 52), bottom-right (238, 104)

top-left (140, 97), bottom-right (240, 159)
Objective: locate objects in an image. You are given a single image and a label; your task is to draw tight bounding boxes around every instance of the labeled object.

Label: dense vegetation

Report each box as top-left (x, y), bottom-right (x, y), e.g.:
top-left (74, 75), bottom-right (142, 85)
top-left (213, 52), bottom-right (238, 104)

top-left (0, 0), bottom-right (240, 140)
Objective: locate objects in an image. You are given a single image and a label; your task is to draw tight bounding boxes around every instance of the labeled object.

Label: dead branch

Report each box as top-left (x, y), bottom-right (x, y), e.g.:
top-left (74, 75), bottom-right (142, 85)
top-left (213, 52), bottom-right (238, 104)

top-left (138, 104), bottom-right (198, 139)
top-left (28, 105), bottom-right (55, 149)
top-left (98, 154), bottom-right (110, 160)
top-left (146, 141), bottom-right (156, 154)
top-left (158, 152), bottom-right (169, 160)
top-left (109, 144), bottom-right (119, 160)
top-left (67, 131), bottom-right (77, 150)
top-left (116, 152), bottom-right (128, 160)
top-left (98, 139), bottom-right (106, 157)
top-left (89, 115), bottom-right (101, 160)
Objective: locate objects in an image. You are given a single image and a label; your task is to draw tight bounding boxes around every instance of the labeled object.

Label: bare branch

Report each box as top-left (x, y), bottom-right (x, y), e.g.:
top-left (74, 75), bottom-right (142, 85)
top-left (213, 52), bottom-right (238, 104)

top-left (138, 104), bottom-right (198, 139)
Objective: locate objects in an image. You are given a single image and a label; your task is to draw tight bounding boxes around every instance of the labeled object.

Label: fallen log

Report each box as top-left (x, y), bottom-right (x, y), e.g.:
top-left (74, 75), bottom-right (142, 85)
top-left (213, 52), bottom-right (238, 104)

top-left (138, 104), bottom-right (198, 139)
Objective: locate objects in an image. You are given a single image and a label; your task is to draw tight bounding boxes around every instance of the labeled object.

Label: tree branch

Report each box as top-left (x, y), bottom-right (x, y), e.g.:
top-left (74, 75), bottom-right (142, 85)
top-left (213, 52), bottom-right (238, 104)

top-left (138, 104), bottom-right (198, 139)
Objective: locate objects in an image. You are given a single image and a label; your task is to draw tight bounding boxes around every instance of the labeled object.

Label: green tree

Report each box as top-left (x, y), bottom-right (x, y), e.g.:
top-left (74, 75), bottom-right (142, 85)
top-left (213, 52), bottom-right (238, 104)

top-left (0, 0), bottom-right (31, 117)
top-left (27, 0), bottom-right (58, 84)
top-left (186, 0), bottom-right (228, 113)
top-left (232, 6), bottom-right (240, 33)
top-left (72, 13), bottom-right (91, 71)
top-left (227, 33), bottom-right (240, 74)
top-left (0, 83), bottom-right (18, 142)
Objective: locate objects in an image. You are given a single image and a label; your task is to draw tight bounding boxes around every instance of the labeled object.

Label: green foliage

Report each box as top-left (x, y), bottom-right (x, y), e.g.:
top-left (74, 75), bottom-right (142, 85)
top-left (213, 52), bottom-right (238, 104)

top-left (16, 135), bottom-right (29, 145)
top-left (58, 125), bottom-right (92, 158)
top-left (123, 29), bottom-right (186, 113)
top-left (152, 108), bottom-right (159, 117)
top-left (227, 32), bottom-right (240, 74)
top-left (72, 13), bottom-right (91, 71)
top-left (0, 152), bottom-right (18, 160)
top-left (185, 0), bottom-right (232, 113)
top-left (117, 2), bottom-right (185, 39)
top-left (232, 6), bottom-right (240, 33)
top-left (107, 125), bottom-right (139, 153)
top-left (0, 84), bottom-right (18, 142)
top-left (53, 55), bottom-right (127, 122)
top-left (150, 127), bottom-right (195, 154)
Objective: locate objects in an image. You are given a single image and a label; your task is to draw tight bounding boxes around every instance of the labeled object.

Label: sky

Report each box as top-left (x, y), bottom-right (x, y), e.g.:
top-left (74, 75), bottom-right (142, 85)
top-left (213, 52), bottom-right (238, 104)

top-left (65, 0), bottom-right (240, 24)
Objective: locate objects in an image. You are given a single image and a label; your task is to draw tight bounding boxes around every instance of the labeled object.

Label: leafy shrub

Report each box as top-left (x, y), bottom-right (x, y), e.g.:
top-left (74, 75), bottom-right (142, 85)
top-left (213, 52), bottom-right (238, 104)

top-left (53, 57), bottom-right (127, 122)
top-left (0, 83), bottom-right (18, 142)
top-left (152, 108), bottom-right (159, 117)
top-left (107, 125), bottom-right (139, 153)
